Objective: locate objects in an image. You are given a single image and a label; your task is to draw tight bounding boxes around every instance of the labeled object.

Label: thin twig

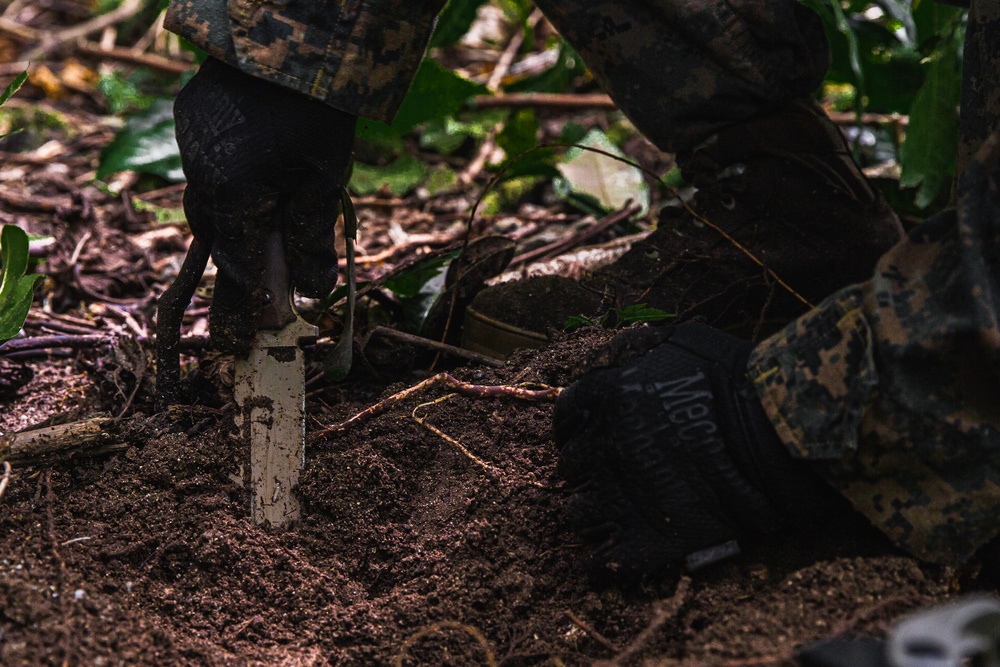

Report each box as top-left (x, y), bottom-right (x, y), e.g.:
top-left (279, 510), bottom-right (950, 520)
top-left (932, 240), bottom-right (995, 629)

top-left (332, 242), bottom-right (464, 306)
top-left (131, 9), bottom-right (165, 51)
top-left (565, 610), bottom-right (620, 653)
top-left (0, 334), bottom-right (106, 354)
top-left (310, 372), bottom-right (561, 440)
top-left (469, 92), bottom-right (617, 111)
top-left (368, 326), bottom-right (503, 367)
top-left (2, 0), bottom-right (30, 21)
top-left (75, 41), bottom-right (192, 75)
top-left (0, 188), bottom-right (72, 213)
top-left (0, 333), bottom-right (210, 356)
top-left (342, 231), bottom-right (464, 267)
top-left (0, 16), bottom-right (38, 43)
top-left (464, 143), bottom-right (814, 310)
top-left (27, 0), bottom-right (144, 58)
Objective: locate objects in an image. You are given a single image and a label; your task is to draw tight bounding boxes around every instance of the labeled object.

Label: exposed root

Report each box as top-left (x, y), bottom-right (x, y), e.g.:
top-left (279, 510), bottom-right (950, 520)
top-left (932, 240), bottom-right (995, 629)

top-left (393, 621), bottom-right (498, 667)
top-left (310, 372), bottom-right (562, 440)
top-left (412, 395), bottom-right (503, 479)
top-left (599, 577), bottom-right (691, 667)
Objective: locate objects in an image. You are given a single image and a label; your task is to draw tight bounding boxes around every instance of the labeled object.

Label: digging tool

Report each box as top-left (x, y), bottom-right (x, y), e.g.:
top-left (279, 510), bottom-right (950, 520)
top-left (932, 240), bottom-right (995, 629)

top-left (233, 231), bottom-right (317, 529)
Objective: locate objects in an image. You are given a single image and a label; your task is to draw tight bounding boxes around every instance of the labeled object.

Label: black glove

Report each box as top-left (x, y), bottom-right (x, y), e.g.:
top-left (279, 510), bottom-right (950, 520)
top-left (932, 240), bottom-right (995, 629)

top-left (173, 57), bottom-right (356, 355)
top-left (554, 323), bottom-right (839, 581)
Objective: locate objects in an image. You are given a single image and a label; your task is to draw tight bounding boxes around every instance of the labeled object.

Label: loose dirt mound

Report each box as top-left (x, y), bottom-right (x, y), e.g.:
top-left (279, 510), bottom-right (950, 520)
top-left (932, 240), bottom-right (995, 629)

top-left (0, 330), bottom-right (959, 666)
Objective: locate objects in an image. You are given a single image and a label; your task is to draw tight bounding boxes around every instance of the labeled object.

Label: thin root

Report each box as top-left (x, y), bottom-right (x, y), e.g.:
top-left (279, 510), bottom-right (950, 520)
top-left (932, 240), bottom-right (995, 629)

top-left (310, 372), bottom-right (562, 440)
top-left (412, 395), bottom-right (503, 478)
top-left (394, 621), bottom-right (497, 667)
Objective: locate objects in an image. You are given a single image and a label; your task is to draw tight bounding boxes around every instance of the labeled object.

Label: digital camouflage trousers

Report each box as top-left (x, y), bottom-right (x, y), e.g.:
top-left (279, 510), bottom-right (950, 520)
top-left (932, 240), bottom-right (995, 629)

top-left (165, 0), bottom-right (1000, 565)
top-left (163, 0), bottom-right (828, 153)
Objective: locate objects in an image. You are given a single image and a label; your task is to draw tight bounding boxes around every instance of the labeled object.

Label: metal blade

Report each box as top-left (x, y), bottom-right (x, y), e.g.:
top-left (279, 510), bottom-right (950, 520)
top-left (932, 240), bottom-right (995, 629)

top-left (233, 230), bottom-right (315, 529)
top-left (233, 317), bottom-right (316, 528)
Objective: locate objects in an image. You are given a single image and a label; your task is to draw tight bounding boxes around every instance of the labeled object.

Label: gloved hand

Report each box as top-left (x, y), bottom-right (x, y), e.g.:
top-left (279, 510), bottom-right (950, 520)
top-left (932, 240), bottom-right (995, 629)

top-left (173, 57), bottom-right (356, 355)
top-left (554, 322), bottom-right (840, 581)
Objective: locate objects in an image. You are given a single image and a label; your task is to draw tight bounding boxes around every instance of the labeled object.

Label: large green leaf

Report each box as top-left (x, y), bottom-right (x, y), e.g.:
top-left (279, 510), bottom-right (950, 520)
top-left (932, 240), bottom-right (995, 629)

top-left (494, 109), bottom-right (558, 180)
top-left (807, 0), bottom-right (924, 114)
top-left (97, 98), bottom-right (184, 182)
top-left (899, 5), bottom-right (963, 208)
top-left (0, 225), bottom-right (42, 344)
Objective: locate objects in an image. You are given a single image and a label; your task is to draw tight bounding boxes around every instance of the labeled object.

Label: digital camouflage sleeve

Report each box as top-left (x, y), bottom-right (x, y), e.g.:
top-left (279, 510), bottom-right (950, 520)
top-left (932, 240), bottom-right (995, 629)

top-left (164, 0), bottom-right (827, 152)
top-left (164, 0), bottom-right (446, 121)
top-left (749, 132), bottom-right (1000, 566)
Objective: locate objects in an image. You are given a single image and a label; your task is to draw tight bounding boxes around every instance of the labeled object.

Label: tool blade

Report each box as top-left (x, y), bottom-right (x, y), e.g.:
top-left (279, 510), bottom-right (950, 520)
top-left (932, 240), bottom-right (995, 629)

top-left (233, 317), bottom-right (316, 528)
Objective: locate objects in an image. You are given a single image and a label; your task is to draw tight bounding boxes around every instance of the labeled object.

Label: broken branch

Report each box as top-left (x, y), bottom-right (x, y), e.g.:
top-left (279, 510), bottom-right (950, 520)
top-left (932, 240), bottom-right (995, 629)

top-left (1, 417), bottom-right (124, 465)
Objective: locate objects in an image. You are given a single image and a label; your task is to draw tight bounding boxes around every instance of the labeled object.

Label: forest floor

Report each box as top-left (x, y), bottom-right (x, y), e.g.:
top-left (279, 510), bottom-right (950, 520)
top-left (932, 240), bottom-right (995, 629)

top-left (0, 4), bottom-right (986, 665)
top-left (0, 90), bottom-right (975, 667)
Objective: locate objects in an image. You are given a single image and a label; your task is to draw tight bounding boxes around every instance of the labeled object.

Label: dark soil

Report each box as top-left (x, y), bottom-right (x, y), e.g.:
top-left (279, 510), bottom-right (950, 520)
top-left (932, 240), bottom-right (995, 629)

top-left (0, 328), bottom-right (964, 666)
top-left (0, 22), bottom-right (985, 665)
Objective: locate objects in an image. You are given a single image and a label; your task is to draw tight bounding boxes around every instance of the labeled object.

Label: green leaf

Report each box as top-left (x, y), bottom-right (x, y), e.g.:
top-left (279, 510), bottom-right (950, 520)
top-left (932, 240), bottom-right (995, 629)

top-left (97, 98), bottom-right (184, 182)
top-left (0, 71), bottom-right (27, 108)
top-left (493, 110), bottom-right (558, 179)
top-left (97, 70), bottom-right (154, 114)
top-left (830, 21), bottom-right (923, 113)
top-left (496, 108), bottom-right (538, 165)
top-left (349, 153), bottom-right (427, 196)
top-left (0, 225), bottom-right (42, 345)
top-left (383, 253), bottom-right (458, 299)
top-left (564, 314), bottom-right (602, 332)
top-left (429, 0), bottom-right (487, 48)
top-left (899, 7), bottom-right (963, 208)
top-left (556, 129), bottom-right (649, 214)
top-left (419, 108), bottom-right (507, 155)
top-left (611, 304), bottom-right (674, 328)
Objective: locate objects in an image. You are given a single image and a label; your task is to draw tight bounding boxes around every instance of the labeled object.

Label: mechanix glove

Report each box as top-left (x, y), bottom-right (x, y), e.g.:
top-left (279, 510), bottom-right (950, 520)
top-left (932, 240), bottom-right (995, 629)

top-left (554, 323), bottom-right (842, 582)
top-left (173, 57), bottom-right (356, 355)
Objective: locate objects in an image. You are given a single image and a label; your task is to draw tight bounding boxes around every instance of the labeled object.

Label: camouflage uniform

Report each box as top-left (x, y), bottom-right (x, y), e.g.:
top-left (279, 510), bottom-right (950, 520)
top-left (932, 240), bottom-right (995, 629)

top-left (164, 0), bottom-right (828, 153)
top-left (165, 0), bottom-right (1000, 564)
top-left (749, 133), bottom-right (1000, 566)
